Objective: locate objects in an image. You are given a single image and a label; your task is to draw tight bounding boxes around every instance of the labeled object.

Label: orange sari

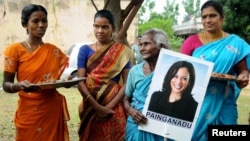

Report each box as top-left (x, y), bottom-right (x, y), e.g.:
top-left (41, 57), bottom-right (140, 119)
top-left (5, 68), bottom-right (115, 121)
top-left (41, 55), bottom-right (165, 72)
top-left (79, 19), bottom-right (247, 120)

top-left (4, 43), bottom-right (69, 141)
top-left (78, 41), bottom-right (133, 141)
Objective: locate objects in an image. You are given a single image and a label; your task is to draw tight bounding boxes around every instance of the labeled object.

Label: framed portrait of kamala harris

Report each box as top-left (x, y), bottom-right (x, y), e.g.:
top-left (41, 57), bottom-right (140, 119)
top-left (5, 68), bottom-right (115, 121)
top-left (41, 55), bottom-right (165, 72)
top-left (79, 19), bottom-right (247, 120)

top-left (139, 49), bottom-right (214, 141)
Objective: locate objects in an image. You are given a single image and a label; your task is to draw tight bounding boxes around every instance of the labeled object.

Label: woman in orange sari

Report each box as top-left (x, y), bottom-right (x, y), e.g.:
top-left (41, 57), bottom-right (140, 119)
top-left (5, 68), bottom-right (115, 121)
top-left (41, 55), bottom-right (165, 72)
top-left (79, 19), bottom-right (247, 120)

top-left (77, 9), bottom-right (134, 141)
top-left (3, 4), bottom-right (70, 141)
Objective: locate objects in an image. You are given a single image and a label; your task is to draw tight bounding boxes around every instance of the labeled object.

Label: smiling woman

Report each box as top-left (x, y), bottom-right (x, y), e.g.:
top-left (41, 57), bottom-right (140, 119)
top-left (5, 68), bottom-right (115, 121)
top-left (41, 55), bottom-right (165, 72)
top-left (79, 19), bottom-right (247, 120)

top-left (148, 60), bottom-right (198, 122)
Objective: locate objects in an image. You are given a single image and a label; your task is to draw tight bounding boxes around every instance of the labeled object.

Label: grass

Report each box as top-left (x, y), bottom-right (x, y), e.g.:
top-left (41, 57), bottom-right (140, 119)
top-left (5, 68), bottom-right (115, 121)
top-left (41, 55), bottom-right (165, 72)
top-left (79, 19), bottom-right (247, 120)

top-left (0, 82), bottom-right (249, 140)
top-left (237, 87), bottom-right (250, 124)
top-left (0, 87), bottom-right (82, 141)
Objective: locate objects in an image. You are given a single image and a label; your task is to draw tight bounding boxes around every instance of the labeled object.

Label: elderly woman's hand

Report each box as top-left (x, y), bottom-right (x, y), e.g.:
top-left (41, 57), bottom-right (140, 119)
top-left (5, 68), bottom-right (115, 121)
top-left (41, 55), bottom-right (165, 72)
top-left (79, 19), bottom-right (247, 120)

top-left (127, 107), bottom-right (147, 125)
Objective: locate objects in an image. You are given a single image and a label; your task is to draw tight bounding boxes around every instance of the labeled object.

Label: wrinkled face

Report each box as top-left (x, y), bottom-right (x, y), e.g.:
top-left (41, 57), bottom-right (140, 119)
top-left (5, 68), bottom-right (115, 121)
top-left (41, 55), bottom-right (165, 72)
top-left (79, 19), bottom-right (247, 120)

top-left (25, 11), bottom-right (47, 38)
top-left (201, 6), bottom-right (224, 33)
top-left (170, 67), bottom-right (190, 94)
top-left (139, 34), bottom-right (159, 61)
top-left (93, 17), bottom-right (114, 43)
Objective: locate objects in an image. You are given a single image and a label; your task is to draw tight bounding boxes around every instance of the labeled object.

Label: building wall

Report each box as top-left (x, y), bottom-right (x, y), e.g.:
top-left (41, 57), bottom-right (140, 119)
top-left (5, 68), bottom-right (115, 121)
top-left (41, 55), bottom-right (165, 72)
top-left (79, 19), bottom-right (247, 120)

top-left (0, 0), bottom-right (138, 71)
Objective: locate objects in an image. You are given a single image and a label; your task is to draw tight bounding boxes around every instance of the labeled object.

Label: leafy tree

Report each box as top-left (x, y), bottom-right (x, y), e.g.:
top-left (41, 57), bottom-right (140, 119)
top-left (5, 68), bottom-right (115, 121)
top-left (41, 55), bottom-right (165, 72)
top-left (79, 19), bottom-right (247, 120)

top-left (138, 0), bottom-right (183, 51)
top-left (161, 0), bottom-right (180, 25)
top-left (138, 0), bottom-right (155, 24)
top-left (139, 0), bottom-right (179, 25)
top-left (139, 18), bottom-right (174, 36)
top-left (219, 0), bottom-right (250, 43)
top-left (182, 0), bottom-right (201, 19)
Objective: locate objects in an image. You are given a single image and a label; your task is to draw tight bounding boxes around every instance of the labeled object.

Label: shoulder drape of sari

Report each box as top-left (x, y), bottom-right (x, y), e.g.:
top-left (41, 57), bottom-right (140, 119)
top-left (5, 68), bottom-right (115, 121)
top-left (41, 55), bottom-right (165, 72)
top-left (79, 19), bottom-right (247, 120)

top-left (193, 34), bottom-right (250, 73)
top-left (78, 41), bottom-right (133, 141)
top-left (4, 43), bottom-right (70, 141)
top-left (191, 35), bottom-right (250, 141)
top-left (4, 43), bottom-right (69, 82)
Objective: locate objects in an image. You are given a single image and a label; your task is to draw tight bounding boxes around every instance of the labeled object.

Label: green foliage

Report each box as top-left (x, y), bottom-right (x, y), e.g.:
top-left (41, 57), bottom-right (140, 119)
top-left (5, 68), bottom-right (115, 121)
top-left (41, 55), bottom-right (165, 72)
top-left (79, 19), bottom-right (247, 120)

top-left (138, 0), bottom-right (183, 51)
top-left (139, 0), bottom-right (179, 25)
top-left (170, 36), bottom-right (184, 52)
top-left (138, 0), bottom-right (155, 24)
top-left (138, 18), bottom-right (183, 51)
top-left (138, 18), bottom-right (173, 36)
top-left (220, 0), bottom-right (250, 43)
top-left (182, 0), bottom-right (201, 18)
top-left (161, 0), bottom-right (180, 25)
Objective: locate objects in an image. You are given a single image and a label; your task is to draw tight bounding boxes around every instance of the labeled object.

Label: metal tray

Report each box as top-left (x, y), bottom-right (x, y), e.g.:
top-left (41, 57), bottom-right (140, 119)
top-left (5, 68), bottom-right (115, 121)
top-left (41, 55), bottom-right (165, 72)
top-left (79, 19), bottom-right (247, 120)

top-left (211, 73), bottom-right (237, 81)
top-left (30, 77), bottom-right (86, 89)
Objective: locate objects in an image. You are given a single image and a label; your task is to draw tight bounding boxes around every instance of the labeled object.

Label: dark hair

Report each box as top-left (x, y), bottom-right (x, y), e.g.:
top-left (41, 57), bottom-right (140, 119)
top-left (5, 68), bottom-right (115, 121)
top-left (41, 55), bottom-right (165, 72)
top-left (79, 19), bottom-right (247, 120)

top-left (94, 9), bottom-right (115, 27)
top-left (201, 0), bottom-right (224, 17)
top-left (21, 4), bottom-right (47, 27)
top-left (162, 61), bottom-right (196, 95)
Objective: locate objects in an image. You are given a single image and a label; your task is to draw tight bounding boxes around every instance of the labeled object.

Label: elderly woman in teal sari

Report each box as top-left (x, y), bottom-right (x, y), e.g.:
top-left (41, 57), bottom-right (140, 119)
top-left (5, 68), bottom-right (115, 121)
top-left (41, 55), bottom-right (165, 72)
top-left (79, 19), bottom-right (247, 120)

top-left (181, 1), bottom-right (250, 140)
top-left (123, 28), bottom-right (171, 141)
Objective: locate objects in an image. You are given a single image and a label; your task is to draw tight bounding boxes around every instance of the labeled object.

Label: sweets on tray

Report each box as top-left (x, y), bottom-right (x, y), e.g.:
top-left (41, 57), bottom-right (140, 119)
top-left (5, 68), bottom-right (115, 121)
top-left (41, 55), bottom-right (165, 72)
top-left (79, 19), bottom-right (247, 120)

top-left (211, 72), bottom-right (237, 81)
top-left (30, 77), bottom-right (86, 89)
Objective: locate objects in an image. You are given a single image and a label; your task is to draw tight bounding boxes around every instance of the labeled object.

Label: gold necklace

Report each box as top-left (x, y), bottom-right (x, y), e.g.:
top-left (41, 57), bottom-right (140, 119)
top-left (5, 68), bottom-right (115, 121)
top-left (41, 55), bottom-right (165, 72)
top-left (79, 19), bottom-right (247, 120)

top-left (203, 31), bottom-right (224, 44)
top-left (95, 42), bottom-right (98, 51)
top-left (25, 40), bottom-right (32, 50)
top-left (25, 40), bottom-right (42, 51)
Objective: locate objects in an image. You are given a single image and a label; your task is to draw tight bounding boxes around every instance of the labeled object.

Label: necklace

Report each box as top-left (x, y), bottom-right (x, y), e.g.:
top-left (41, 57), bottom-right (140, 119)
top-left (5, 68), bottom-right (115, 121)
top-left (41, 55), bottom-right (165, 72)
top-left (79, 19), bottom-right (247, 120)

top-left (95, 42), bottom-right (98, 51)
top-left (25, 40), bottom-right (43, 51)
top-left (25, 40), bottom-right (32, 50)
top-left (203, 31), bottom-right (224, 44)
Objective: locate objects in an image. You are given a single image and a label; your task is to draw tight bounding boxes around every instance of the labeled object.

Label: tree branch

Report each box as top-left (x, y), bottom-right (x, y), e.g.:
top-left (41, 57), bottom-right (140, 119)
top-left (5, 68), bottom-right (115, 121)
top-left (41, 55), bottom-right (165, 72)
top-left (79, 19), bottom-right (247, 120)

top-left (91, 0), bottom-right (98, 11)
top-left (123, 0), bottom-right (135, 17)
top-left (115, 0), bottom-right (144, 43)
top-left (104, 0), bottom-right (111, 9)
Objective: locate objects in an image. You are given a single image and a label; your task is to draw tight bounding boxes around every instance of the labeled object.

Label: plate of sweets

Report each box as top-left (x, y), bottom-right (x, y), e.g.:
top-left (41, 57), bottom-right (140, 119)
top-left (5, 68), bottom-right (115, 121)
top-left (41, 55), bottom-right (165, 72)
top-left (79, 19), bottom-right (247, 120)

top-left (211, 72), bottom-right (237, 81)
top-left (29, 77), bottom-right (86, 89)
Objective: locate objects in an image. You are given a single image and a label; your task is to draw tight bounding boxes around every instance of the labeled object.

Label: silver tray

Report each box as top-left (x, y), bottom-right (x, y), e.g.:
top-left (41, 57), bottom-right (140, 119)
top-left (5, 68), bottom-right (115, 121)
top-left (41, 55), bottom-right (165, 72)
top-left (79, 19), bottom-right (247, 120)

top-left (30, 77), bottom-right (86, 89)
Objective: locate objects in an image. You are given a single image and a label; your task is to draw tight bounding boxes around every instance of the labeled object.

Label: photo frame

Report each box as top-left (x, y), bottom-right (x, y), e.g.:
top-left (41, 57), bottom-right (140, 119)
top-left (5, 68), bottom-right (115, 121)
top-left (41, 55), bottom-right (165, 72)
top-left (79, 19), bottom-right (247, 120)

top-left (139, 49), bottom-right (214, 141)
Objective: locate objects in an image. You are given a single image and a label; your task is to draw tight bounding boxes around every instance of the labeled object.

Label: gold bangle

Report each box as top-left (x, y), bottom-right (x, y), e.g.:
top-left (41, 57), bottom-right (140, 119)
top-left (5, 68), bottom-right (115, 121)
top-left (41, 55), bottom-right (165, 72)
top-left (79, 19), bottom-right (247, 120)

top-left (85, 95), bottom-right (91, 101)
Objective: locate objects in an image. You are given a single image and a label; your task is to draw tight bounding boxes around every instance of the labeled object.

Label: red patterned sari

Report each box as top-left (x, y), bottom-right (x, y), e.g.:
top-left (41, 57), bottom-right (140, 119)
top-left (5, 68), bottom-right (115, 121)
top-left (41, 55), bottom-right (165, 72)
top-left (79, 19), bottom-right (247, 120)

top-left (78, 41), bottom-right (133, 141)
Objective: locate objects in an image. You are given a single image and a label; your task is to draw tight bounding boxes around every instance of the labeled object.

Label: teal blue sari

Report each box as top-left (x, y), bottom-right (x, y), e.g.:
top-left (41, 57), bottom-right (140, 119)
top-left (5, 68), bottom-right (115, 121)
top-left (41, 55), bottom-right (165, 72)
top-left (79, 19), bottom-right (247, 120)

top-left (125, 67), bottom-right (164, 141)
top-left (191, 34), bottom-right (250, 140)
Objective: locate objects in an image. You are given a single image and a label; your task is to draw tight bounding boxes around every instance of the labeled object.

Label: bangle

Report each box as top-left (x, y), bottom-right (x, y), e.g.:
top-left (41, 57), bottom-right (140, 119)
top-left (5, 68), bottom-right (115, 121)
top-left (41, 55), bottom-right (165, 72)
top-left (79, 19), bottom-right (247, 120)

top-left (85, 95), bottom-right (91, 101)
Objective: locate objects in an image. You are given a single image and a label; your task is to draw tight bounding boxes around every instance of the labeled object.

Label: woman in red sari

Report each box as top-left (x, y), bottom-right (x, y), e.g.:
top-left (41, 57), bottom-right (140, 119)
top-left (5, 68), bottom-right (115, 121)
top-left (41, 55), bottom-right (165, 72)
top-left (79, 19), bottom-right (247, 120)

top-left (3, 4), bottom-right (69, 141)
top-left (77, 9), bottom-right (134, 141)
